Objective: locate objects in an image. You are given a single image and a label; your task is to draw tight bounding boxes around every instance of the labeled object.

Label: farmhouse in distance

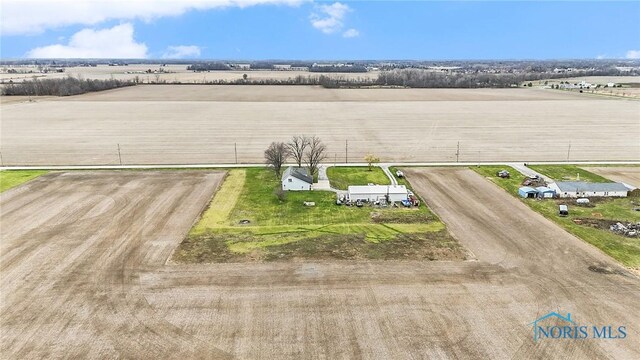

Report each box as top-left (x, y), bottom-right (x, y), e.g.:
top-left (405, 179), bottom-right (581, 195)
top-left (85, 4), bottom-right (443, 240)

top-left (281, 166), bottom-right (313, 191)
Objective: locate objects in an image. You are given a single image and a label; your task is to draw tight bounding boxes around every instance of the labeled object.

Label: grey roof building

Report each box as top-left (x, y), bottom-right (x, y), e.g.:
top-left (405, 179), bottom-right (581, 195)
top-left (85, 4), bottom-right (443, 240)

top-left (549, 181), bottom-right (628, 198)
top-left (282, 167), bottom-right (313, 184)
top-left (553, 182), bottom-right (628, 193)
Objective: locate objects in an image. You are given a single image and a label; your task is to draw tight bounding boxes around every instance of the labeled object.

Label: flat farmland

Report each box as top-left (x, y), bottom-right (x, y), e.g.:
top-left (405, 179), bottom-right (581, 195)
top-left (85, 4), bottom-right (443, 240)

top-left (1, 85), bottom-right (638, 165)
top-left (0, 65), bottom-right (380, 83)
top-left (3, 169), bottom-right (639, 359)
top-left (584, 166), bottom-right (640, 188)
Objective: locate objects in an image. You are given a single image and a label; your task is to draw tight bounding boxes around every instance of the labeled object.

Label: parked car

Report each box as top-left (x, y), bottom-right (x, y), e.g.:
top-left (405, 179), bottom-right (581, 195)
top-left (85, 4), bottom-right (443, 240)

top-left (496, 170), bottom-right (510, 178)
top-left (559, 205), bottom-right (569, 216)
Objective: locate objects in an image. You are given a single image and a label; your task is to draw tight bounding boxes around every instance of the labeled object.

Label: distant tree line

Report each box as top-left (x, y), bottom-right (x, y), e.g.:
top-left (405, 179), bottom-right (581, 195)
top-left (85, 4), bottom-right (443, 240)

top-left (309, 65), bottom-right (368, 73)
top-left (187, 62), bottom-right (231, 71)
top-left (375, 67), bottom-right (636, 88)
top-left (1, 77), bottom-right (136, 96)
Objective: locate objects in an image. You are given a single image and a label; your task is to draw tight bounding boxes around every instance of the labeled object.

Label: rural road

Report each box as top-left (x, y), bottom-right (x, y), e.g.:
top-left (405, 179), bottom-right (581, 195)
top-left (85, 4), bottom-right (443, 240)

top-left (2, 160), bottom-right (639, 171)
top-left (1, 169), bottom-right (639, 358)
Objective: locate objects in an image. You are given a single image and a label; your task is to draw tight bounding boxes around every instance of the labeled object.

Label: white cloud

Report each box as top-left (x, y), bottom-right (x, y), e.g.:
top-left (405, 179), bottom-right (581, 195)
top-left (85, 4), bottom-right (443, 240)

top-left (1, 0), bottom-right (304, 35)
top-left (26, 23), bottom-right (148, 58)
top-left (342, 28), bottom-right (359, 38)
top-left (162, 45), bottom-right (202, 59)
top-left (310, 2), bottom-right (351, 34)
top-left (626, 50), bottom-right (640, 59)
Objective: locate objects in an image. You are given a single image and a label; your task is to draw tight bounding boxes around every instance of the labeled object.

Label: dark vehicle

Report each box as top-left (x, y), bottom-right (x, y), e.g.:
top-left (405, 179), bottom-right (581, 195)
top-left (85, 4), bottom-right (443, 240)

top-left (559, 205), bottom-right (569, 217)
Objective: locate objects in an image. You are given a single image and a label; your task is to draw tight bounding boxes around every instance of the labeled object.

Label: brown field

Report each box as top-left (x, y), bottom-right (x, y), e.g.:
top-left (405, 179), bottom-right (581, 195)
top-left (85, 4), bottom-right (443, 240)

top-left (1, 85), bottom-right (638, 165)
top-left (2, 169), bottom-right (639, 358)
top-left (584, 166), bottom-right (640, 188)
top-left (0, 64), bottom-right (379, 83)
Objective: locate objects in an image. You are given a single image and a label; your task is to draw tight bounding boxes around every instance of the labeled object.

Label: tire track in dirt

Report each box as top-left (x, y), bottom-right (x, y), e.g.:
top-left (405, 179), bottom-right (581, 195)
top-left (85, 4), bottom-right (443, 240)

top-left (402, 167), bottom-right (640, 359)
top-left (0, 171), bottom-right (232, 359)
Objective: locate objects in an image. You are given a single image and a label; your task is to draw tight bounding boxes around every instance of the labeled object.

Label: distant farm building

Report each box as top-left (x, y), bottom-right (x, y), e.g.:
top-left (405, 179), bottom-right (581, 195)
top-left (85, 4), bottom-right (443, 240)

top-left (518, 186), bottom-right (539, 198)
top-left (282, 167), bottom-right (313, 191)
top-left (535, 186), bottom-right (556, 198)
top-left (230, 63), bottom-right (251, 70)
top-left (548, 182), bottom-right (628, 198)
top-left (347, 185), bottom-right (408, 202)
top-left (273, 64), bottom-right (291, 70)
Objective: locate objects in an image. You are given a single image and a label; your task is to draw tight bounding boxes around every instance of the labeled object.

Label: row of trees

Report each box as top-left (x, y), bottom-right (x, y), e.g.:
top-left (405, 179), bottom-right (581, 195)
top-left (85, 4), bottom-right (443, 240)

top-left (375, 67), bottom-right (635, 89)
top-left (264, 135), bottom-right (327, 178)
top-left (1, 77), bottom-right (136, 96)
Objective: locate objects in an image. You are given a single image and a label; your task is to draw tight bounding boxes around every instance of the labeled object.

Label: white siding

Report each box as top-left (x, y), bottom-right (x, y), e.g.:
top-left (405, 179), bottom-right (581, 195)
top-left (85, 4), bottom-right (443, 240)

top-left (282, 175), bottom-right (311, 191)
top-left (347, 185), bottom-right (408, 202)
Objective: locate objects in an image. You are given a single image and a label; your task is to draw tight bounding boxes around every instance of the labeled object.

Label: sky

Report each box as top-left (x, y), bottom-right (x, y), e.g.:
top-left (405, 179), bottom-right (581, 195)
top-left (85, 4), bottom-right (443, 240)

top-left (1, 0), bottom-right (639, 60)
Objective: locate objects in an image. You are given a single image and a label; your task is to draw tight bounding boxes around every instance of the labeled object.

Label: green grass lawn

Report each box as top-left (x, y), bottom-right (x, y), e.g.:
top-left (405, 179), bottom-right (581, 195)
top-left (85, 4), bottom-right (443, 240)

top-left (327, 166), bottom-right (390, 190)
top-left (528, 165), bottom-right (611, 182)
top-left (388, 166), bottom-right (412, 188)
top-left (473, 165), bottom-right (640, 268)
top-left (175, 167), bottom-right (466, 263)
top-left (0, 170), bottom-right (48, 193)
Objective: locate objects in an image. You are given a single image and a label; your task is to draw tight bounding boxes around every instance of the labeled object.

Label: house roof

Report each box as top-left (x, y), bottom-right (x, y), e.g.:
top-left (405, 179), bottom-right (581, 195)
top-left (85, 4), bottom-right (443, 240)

top-left (553, 181), bottom-right (628, 193)
top-left (348, 185), bottom-right (408, 195)
top-left (528, 312), bottom-right (574, 326)
top-left (282, 166), bottom-right (312, 184)
top-left (535, 186), bottom-right (555, 192)
top-left (519, 186), bottom-right (537, 193)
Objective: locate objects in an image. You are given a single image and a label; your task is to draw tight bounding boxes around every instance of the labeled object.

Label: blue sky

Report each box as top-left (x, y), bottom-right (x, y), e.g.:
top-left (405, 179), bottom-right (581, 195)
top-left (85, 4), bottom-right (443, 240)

top-left (1, 1), bottom-right (639, 60)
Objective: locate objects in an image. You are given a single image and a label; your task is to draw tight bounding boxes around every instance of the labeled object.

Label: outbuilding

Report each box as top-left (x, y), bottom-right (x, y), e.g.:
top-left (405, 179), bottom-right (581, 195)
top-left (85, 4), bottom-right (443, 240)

top-left (548, 181), bottom-right (628, 198)
top-left (347, 184), bottom-right (408, 203)
top-left (281, 167), bottom-right (313, 191)
top-left (518, 186), bottom-right (538, 198)
top-left (535, 186), bottom-right (556, 198)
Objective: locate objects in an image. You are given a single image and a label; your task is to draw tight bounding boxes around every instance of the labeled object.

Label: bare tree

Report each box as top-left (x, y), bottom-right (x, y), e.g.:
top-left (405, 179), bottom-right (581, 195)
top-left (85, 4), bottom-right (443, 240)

top-left (287, 135), bottom-right (310, 167)
top-left (305, 136), bottom-right (327, 177)
top-left (264, 142), bottom-right (288, 177)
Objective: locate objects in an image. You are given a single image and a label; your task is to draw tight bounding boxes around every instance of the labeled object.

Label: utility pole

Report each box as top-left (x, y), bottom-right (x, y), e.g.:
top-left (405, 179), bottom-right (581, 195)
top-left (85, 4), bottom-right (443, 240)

top-left (345, 140), bottom-right (348, 163)
top-left (455, 141), bottom-right (460, 163)
top-left (117, 143), bottom-right (122, 165)
top-left (567, 142), bottom-right (571, 161)
top-left (234, 142), bottom-right (238, 164)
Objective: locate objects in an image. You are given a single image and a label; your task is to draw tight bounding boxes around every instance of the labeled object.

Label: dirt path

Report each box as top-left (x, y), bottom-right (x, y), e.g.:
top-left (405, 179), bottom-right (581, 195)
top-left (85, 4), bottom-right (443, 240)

top-left (2, 169), bottom-right (639, 359)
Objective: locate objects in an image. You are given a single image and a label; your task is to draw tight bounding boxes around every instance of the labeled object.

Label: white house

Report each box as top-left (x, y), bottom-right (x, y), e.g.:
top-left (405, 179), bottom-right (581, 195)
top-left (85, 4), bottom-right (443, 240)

top-left (548, 182), bottom-right (628, 198)
top-left (273, 64), bottom-right (291, 70)
top-left (281, 167), bottom-right (312, 191)
top-left (347, 184), bottom-right (409, 203)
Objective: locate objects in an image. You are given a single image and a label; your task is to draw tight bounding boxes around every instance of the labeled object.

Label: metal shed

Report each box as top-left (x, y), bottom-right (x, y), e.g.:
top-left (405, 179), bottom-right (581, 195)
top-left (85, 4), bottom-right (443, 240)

top-left (535, 186), bottom-right (556, 198)
top-left (518, 186), bottom-right (538, 198)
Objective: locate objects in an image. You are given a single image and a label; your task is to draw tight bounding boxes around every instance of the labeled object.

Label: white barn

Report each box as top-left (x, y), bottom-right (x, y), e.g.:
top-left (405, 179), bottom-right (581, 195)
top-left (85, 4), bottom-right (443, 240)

top-left (281, 167), bottom-right (313, 191)
top-left (347, 185), bottom-right (409, 202)
top-left (548, 181), bottom-right (628, 198)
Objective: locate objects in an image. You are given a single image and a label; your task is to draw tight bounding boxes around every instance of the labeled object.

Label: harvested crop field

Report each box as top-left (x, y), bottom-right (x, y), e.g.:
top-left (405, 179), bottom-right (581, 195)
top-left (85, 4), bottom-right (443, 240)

top-left (2, 169), bottom-right (640, 358)
top-left (0, 65), bottom-right (380, 83)
top-left (583, 166), bottom-right (640, 188)
top-left (63, 84), bottom-right (589, 101)
top-left (2, 85), bottom-right (638, 165)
